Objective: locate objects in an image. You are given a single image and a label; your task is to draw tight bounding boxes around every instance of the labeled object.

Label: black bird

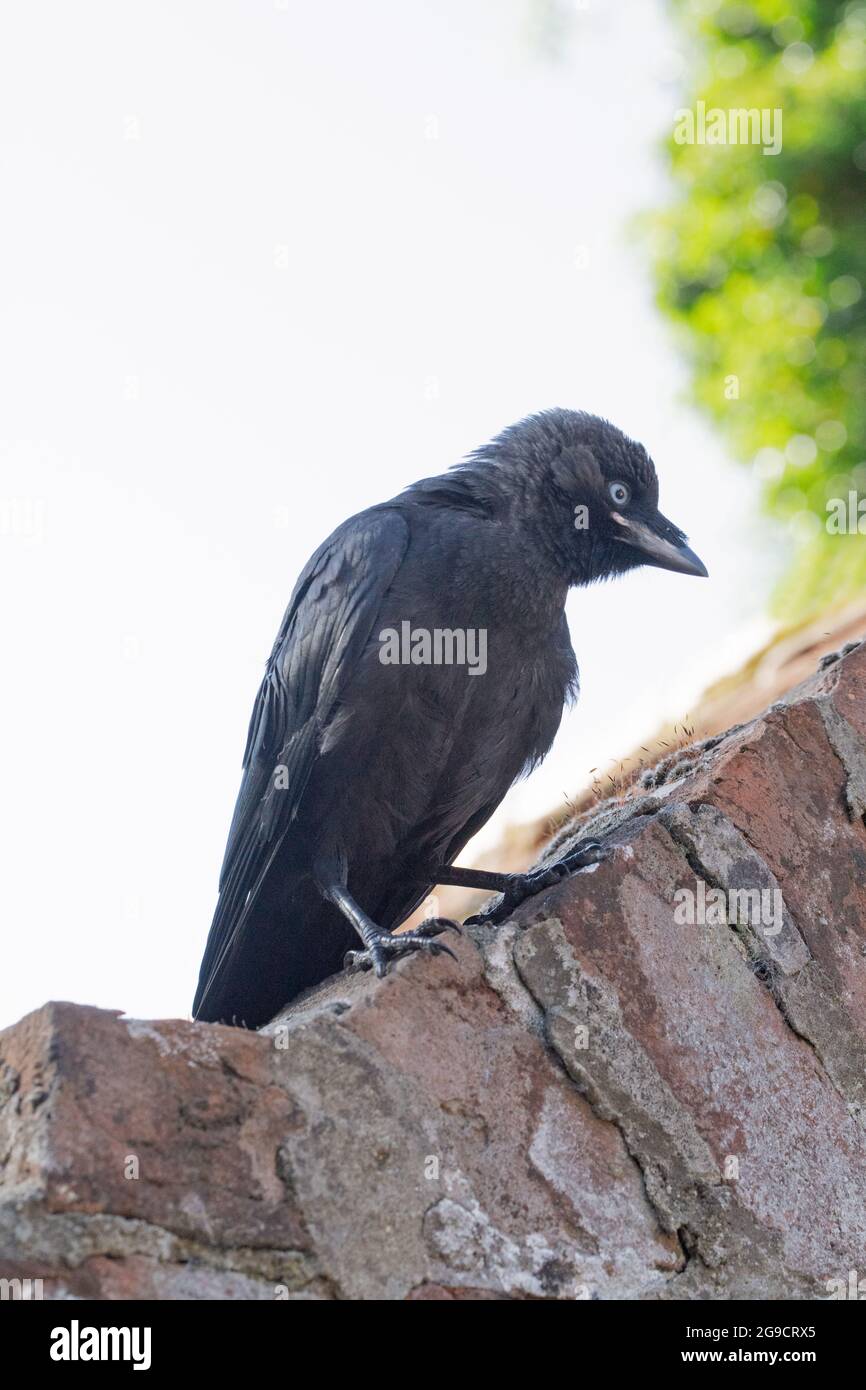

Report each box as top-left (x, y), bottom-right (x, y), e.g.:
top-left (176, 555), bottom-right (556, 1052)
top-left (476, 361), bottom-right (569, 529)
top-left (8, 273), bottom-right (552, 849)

top-left (193, 410), bottom-right (707, 1027)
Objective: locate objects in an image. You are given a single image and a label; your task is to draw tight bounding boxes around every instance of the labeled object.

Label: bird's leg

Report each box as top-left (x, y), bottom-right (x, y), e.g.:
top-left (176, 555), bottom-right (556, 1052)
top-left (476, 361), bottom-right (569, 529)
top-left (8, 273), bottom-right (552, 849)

top-left (317, 877), bottom-right (461, 979)
top-left (426, 838), bottom-right (607, 928)
top-left (426, 866), bottom-right (513, 893)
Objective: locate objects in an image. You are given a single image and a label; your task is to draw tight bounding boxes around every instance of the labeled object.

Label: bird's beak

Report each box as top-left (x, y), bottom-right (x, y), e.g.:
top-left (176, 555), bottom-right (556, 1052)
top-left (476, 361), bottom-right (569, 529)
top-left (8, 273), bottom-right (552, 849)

top-left (612, 512), bottom-right (708, 578)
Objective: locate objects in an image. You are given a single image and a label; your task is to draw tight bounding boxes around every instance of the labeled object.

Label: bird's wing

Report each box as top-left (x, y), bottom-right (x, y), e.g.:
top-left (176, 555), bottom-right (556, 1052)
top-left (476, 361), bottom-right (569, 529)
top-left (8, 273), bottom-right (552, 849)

top-left (193, 507), bottom-right (410, 1018)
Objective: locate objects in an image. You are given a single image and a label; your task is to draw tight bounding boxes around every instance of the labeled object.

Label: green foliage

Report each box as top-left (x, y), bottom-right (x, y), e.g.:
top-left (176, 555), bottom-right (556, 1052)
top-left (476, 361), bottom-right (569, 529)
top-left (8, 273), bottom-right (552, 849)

top-left (652, 0), bottom-right (866, 618)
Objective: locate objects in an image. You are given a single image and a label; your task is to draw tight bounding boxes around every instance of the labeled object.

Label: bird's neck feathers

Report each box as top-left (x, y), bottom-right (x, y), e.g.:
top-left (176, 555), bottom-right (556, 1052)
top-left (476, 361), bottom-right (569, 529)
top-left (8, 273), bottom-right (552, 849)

top-left (403, 431), bottom-right (643, 592)
top-left (439, 451), bottom-right (608, 590)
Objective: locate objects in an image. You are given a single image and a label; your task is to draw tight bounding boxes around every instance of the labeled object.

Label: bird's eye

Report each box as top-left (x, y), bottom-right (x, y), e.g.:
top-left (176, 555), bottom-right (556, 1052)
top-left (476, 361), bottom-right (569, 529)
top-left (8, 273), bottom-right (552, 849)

top-left (608, 481), bottom-right (630, 507)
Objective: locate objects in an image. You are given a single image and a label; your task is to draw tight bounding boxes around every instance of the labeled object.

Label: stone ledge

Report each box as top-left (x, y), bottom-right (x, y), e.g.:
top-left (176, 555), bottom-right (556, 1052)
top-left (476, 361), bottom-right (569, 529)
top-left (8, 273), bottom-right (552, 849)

top-left (1, 640), bottom-right (865, 1299)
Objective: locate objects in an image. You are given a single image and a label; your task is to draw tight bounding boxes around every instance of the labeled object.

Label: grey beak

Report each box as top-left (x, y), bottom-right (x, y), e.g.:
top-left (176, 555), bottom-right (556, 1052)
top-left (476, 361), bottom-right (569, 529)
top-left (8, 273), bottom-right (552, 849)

top-left (613, 514), bottom-right (708, 578)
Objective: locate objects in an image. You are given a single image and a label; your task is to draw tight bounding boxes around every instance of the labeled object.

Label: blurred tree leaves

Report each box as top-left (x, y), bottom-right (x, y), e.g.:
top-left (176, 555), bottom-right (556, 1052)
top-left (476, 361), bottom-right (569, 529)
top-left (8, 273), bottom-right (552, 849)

top-left (652, 0), bottom-right (866, 618)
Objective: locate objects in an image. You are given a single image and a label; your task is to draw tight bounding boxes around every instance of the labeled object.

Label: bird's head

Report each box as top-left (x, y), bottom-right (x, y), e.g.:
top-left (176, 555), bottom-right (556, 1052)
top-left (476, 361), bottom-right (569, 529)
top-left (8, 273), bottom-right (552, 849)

top-left (473, 409), bottom-right (708, 588)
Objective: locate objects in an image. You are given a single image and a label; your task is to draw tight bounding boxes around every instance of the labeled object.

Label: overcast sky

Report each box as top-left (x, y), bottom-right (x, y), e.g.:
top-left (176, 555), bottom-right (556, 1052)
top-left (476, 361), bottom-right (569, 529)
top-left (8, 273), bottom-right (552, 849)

top-left (0, 0), bottom-right (779, 1029)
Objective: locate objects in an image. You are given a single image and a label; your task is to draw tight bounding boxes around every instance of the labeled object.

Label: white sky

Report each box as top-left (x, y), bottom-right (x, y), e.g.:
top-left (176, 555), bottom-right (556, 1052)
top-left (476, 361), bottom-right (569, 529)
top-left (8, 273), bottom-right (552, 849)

top-left (0, 0), bottom-right (779, 1029)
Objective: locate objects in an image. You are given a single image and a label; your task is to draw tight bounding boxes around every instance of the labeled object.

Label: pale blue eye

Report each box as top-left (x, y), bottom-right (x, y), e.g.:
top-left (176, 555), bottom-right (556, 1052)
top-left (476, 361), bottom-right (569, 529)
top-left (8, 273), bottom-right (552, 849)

top-left (608, 481), bottom-right (630, 506)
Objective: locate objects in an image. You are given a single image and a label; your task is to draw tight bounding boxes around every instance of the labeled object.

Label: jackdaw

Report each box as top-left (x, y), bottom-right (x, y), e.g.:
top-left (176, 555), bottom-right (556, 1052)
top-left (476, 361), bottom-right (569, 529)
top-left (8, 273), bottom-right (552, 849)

top-left (193, 409), bottom-right (706, 1027)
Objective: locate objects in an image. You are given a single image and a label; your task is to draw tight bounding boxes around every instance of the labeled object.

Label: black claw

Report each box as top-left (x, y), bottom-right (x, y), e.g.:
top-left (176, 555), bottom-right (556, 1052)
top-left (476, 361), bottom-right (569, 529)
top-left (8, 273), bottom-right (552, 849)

top-left (560, 839), bottom-right (604, 871)
top-left (343, 920), bottom-right (461, 979)
top-left (417, 916), bottom-right (462, 938)
top-left (464, 899), bottom-right (510, 928)
top-left (428, 941), bottom-right (458, 962)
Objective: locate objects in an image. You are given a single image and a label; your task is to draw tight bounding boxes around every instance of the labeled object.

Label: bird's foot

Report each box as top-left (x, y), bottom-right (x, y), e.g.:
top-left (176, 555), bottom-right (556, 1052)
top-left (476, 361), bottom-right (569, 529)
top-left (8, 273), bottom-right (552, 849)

top-left (343, 918), bottom-right (462, 978)
top-left (465, 840), bottom-right (607, 927)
